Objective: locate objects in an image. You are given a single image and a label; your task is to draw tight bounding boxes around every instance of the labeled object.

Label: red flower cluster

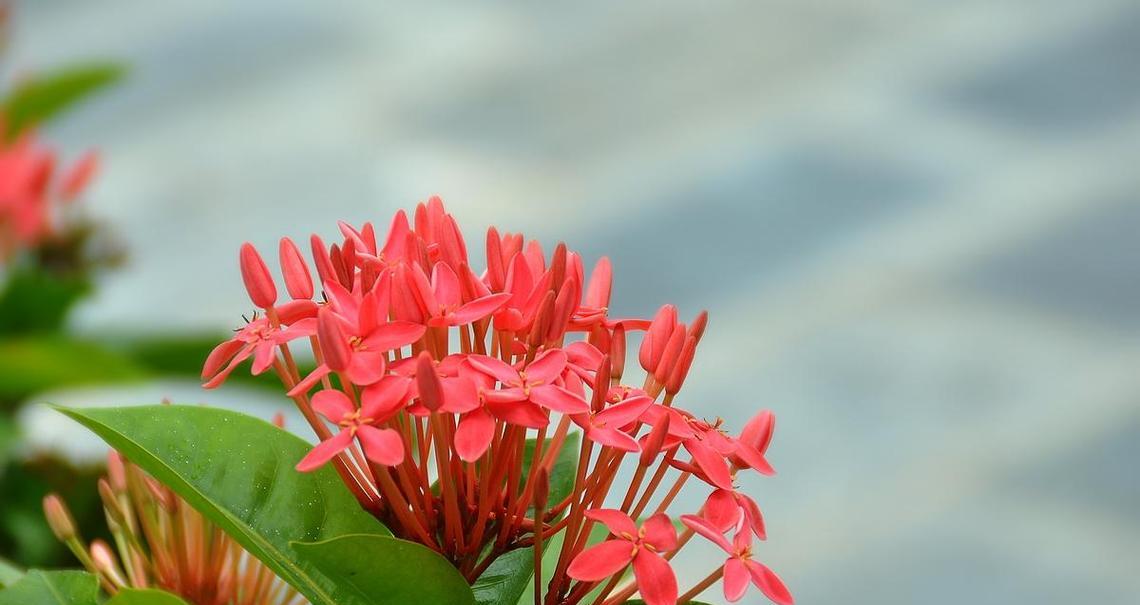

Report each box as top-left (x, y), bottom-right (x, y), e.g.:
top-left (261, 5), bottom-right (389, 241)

top-left (0, 126), bottom-right (96, 261)
top-left (204, 198), bottom-right (792, 605)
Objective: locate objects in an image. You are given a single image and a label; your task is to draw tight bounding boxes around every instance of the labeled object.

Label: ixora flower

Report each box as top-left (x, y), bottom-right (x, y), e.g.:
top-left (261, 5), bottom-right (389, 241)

top-left (203, 197), bottom-right (793, 605)
top-left (0, 126), bottom-right (97, 262)
top-left (44, 450), bottom-right (304, 605)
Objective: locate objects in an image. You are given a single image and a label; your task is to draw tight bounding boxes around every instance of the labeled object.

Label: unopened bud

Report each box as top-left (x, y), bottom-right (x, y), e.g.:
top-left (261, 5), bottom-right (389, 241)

top-left (415, 352), bottom-right (443, 412)
top-left (640, 414), bottom-right (671, 467)
top-left (653, 324), bottom-right (686, 384)
top-left (665, 335), bottom-right (697, 394)
top-left (106, 451), bottom-right (128, 492)
top-left (90, 540), bottom-right (127, 588)
top-left (591, 355), bottom-right (611, 413)
top-left (317, 308), bottom-right (351, 372)
top-left (239, 243), bottom-right (277, 309)
top-left (279, 237), bottom-right (314, 300)
top-left (528, 290), bottom-right (556, 348)
top-left (43, 494), bottom-right (78, 541)
top-left (611, 325), bottom-right (626, 381)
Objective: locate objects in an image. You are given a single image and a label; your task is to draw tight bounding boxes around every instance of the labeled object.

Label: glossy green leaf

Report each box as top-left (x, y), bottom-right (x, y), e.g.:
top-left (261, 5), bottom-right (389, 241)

top-left (0, 559), bottom-right (22, 588)
top-left (474, 432), bottom-right (580, 605)
top-left (106, 588), bottom-right (191, 605)
top-left (2, 63), bottom-right (124, 137)
top-left (0, 570), bottom-right (98, 605)
top-left (56, 405), bottom-right (390, 605)
top-left (292, 534), bottom-right (475, 605)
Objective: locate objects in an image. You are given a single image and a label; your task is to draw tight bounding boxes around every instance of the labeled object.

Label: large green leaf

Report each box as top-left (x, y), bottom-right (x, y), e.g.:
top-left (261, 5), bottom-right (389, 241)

top-left (55, 405), bottom-right (391, 605)
top-left (106, 588), bottom-right (191, 605)
top-left (0, 570), bottom-right (98, 605)
top-left (474, 432), bottom-right (580, 605)
top-left (0, 337), bottom-right (145, 406)
top-left (292, 534), bottom-right (474, 605)
top-left (2, 63), bottom-right (124, 137)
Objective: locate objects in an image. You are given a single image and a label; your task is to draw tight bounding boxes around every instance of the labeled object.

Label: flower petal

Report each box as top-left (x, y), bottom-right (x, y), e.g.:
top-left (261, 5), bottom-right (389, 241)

top-left (525, 348), bottom-right (567, 383)
top-left (566, 540), bottom-right (634, 582)
top-left (747, 561), bottom-right (794, 605)
top-left (287, 364), bottom-right (330, 396)
top-left (468, 354), bottom-right (520, 384)
top-left (640, 513), bottom-right (678, 552)
top-left (680, 514), bottom-right (732, 553)
top-left (685, 438), bottom-right (735, 490)
top-left (584, 508), bottom-right (637, 538)
top-left (357, 426), bottom-right (404, 467)
top-left (587, 426), bottom-right (640, 452)
top-left (346, 350), bottom-right (387, 385)
top-left (530, 385), bottom-right (589, 414)
top-left (487, 399), bottom-right (549, 429)
top-left (724, 558), bottom-right (750, 602)
top-left (362, 321), bottom-right (427, 352)
top-left (704, 489), bottom-right (742, 532)
top-left (631, 550), bottom-right (677, 605)
top-left (295, 430), bottom-right (353, 472)
top-left (455, 408), bottom-right (496, 462)
top-left (311, 390), bottom-right (354, 421)
top-left (431, 262), bottom-right (462, 308)
top-left (361, 375), bottom-right (411, 421)
top-left (450, 292), bottom-right (511, 324)
top-left (595, 395), bottom-right (654, 427)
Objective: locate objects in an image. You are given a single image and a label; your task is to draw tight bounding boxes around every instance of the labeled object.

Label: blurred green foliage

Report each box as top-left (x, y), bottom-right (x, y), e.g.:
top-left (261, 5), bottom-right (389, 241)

top-left (1, 63), bottom-right (124, 139)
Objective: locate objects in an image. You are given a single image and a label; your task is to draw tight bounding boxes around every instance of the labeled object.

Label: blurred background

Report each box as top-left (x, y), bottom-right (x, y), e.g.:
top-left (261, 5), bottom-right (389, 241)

top-left (2, 1), bottom-right (1139, 603)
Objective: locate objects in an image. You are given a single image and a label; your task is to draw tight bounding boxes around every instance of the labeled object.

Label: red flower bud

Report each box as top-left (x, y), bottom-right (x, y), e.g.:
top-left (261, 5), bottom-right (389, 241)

top-left (239, 243), bottom-right (277, 308)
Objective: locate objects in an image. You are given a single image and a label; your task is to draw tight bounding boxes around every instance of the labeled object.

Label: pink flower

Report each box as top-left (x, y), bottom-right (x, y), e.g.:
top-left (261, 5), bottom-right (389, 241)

top-left (570, 394), bottom-right (653, 452)
top-left (467, 349), bottom-right (589, 415)
top-left (295, 375), bottom-right (411, 471)
top-left (703, 488), bottom-right (767, 540)
top-left (201, 300), bottom-right (318, 388)
top-left (681, 515), bottom-right (792, 604)
top-left (567, 509), bottom-right (679, 605)
top-left (407, 261), bottom-right (511, 327)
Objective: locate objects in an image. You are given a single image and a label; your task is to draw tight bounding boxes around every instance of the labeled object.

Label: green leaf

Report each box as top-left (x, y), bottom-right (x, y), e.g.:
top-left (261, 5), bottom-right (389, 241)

top-left (474, 432), bottom-right (580, 605)
top-left (2, 63), bottom-right (124, 137)
top-left (0, 558), bottom-right (22, 588)
top-left (291, 534), bottom-right (475, 605)
top-left (106, 588), bottom-right (191, 605)
top-left (0, 570), bottom-right (98, 605)
top-left (56, 405), bottom-right (391, 605)
top-left (0, 337), bottom-right (145, 407)
top-left (0, 266), bottom-right (90, 335)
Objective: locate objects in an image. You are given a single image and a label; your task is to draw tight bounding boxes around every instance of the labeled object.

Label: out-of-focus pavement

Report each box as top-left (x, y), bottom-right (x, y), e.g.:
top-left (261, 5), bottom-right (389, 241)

top-left (9, 1), bottom-right (1140, 603)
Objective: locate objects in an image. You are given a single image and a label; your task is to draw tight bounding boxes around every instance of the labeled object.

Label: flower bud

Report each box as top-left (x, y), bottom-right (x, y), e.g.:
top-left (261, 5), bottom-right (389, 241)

top-left (640, 414), bottom-right (671, 467)
top-left (653, 324), bottom-right (686, 384)
top-left (415, 352), bottom-right (444, 412)
top-left (533, 467), bottom-right (551, 511)
top-left (665, 335), bottom-right (697, 395)
top-left (44, 494), bottom-right (78, 541)
top-left (486, 227), bottom-right (506, 291)
top-left (239, 243), bottom-right (277, 308)
top-left (279, 237), bottom-right (314, 300)
top-left (310, 234), bottom-right (336, 286)
top-left (317, 308), bottom-right (351, 373)
top-left (585, 257), bottom-right (612, 309)
top-left (610, 324), bottom-right (626, 381)
top-left (107, 451), bottom-right (128, 492)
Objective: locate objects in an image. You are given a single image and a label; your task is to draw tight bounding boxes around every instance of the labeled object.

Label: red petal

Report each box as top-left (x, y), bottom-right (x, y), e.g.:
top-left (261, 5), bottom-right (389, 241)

top-left (584, 256), bottom-right (612, 309)
top-left (357, 426), bottom-right (404, 467)
top-left (595, 395), bottom-right (654, 427)
top-left (295, 430), bottom-right (353, 472)
top-left (287, 364), bottom-right (330, 396)
top-left (450, 293), bottom-right (511, 324)
top-left (566, 540), bottom-right (634, 582)
top-left (487, 399), bottom-right (549, 429)
top-left (685, 439), bottom-right (735, 490)
top-left (363, 321), bottom-right (427, 352)
top-left (748, 562), bottom-right (794, 605)
top-left (361, 375), bottom-right (411, 421)
top-left (311, 389), bottom-right (354, 421)
top-left (631, 550), bottom-right (677, 605)
top-left (346, 350), bottom-right (387, 385)
top-left (588, 426), bottom-right (640, 452)
top-left (640, 513), bottom-right (678, 551)
top-left (525, 349), bottom-right (567, 383)
top-left (583, 508), bottom-right (637, 537)
top-left (252, 342), bottom-right (277, 375)
top-left (724, 558), bottom-right (750, 602)
top-left (431, 262), bottom-right (462, 308)
top-left (704, 489), bottom-right (742, 532)
top-left (468, 355), bottom-right (519, 384)
top-left (202, 339), bottom-right (245, 380)
top-left (530, 385), bottom-right (588, 414)
top-left (454, 408), bottom-right (496, 461)
top-left (680, 514), bottom-right (732, 553)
